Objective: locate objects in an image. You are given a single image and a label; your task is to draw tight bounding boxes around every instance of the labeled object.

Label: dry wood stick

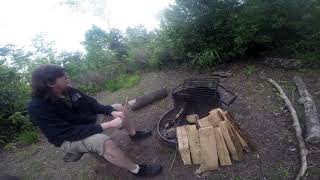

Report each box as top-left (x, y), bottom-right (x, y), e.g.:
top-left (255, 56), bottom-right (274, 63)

top-left (268, 78), bottom-right (308, 180)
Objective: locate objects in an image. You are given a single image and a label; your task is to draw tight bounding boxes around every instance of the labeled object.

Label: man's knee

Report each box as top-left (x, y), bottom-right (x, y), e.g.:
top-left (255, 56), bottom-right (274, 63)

top-left (103, 139), bottom-right (117, 159)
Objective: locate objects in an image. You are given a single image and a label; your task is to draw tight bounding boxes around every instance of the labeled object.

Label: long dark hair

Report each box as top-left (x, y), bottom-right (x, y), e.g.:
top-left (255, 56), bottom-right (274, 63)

top-left (31, 64), bottom-right (66, 101)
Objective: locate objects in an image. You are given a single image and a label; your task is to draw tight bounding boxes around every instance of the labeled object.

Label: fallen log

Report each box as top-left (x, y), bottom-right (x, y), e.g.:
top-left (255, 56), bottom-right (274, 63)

top-left (129, 88), bottom-right (168, 111)
top-left (293, 76), bottom-right (320, 143)
top-left (268, 78), bottom-right (308, 180)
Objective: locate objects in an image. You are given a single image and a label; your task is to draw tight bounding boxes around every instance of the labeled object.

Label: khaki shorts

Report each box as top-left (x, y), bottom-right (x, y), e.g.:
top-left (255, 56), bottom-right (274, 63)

top-left (60, 133), bottom-right (110, 156)
top-left (60, 103), bottom-right (123, 156)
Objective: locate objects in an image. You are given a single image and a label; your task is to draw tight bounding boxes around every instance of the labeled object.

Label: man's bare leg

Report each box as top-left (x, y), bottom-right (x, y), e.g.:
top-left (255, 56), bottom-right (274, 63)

top-left (103, 139), bottom-right (137, 171)
top-left (103, 139), bottom-right (162, 176)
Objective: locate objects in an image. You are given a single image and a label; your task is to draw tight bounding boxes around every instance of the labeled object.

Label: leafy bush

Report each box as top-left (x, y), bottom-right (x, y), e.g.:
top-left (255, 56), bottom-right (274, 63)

top-left (160, 0), bottom-right (320, 67)
top-left (0, 64), bottom-right (33, 147)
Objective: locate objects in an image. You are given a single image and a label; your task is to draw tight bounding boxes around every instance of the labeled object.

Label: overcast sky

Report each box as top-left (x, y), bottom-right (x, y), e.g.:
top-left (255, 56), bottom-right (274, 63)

top-left (0, 0), bottom-right (172, 51)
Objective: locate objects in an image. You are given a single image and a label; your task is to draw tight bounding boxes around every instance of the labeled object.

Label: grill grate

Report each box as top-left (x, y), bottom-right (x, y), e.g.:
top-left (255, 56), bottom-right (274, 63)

top-left (172, 78), bottom-right (220, 106)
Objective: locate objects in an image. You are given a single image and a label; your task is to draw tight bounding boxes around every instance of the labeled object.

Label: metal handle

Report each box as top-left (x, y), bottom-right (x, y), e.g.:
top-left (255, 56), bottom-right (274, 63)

top-left (218, 84), bottom-right (237, 106)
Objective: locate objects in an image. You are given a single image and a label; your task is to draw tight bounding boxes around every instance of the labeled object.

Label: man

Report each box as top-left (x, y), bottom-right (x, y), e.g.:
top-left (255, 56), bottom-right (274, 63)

top-left (27, 64), bottom-right (162, 177)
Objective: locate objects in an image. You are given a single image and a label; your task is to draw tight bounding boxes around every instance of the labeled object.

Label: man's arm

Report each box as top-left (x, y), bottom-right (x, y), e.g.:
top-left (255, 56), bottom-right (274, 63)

top-left (28, 103), bottom-right (123, 142)
top-left (28, 104), bottom-right (103, 142)
top-left (75, 89), bottom-right (115, 116)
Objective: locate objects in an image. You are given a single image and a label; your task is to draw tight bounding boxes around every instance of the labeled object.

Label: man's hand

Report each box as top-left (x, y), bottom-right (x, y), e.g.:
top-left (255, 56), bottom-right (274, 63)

top-left (101, 117), bottom-right (123, 130)
top-left (111, 111), bottom-right (126, 119)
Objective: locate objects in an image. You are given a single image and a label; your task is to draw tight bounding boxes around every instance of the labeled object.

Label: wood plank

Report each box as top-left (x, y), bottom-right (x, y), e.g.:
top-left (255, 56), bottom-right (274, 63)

top-left (186, 125), bottom-right (201, 164)
top-left (221, 111), bottom-right (256, 152)
top-left (176, 126), bottom-right (192, 165)
top-left (219, 121), bottom-right (243, 161)
top-left (186, 114), bottom-right (199, 124)
top-left (197, 117), bottom-right (212, 128)
top-left (214, 127), bottom-right (232, 166)
top-left (198, 126), bottom-right (219, 172)
top-left (207, 109), bottom-right (224, 127)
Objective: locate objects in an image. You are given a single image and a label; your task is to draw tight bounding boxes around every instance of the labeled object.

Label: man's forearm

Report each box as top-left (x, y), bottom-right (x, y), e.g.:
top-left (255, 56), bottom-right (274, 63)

top-left (100, 117), bottom-right (123, 130)
top-left (101, 121), bottom-right (112, 130)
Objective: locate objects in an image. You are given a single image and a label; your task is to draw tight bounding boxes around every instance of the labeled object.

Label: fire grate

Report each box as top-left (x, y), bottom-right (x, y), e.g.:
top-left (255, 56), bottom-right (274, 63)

top-left (157, 78), bottom-right (238, 148)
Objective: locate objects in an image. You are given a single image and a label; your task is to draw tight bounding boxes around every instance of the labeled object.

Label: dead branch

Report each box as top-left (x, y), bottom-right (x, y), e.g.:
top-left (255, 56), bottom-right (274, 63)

top-left (268, 78), bottom-right (308, 180)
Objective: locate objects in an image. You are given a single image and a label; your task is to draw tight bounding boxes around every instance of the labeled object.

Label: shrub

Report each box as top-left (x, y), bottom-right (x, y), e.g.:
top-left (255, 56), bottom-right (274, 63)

top-left (160, 0), bottom-right (320, 67)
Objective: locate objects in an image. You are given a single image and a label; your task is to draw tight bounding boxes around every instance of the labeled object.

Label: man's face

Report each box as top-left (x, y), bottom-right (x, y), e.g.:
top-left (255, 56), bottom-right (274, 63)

top-left (50, 74), bottom-right (70, 92)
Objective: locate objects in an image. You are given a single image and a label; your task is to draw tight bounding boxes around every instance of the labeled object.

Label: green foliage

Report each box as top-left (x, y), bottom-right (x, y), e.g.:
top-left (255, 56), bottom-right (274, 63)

top-left (159, 0), bottom-right (320, 67)
top-left (105, 74), bottom-right (140, 92)
top-left (18, 130), bottom-right (38, 145)
top-left (244, 65), bottom-right (256, 77)
top-left (192, 49), bottom-right (221, 67)
top-left (298, 52), bottom-right (320, 67)
top-left (9, 112), bottom-right (34, 132)
top-left (0, 64), bottom-right (34, 147)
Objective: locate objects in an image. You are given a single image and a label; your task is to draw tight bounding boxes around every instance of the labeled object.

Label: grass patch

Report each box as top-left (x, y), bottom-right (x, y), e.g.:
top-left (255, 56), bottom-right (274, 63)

top-left (244, 65), bottom-right (256, 77)
top-left (18, 131), bottom-right (38, 145)
top-left (297, 51), bottom-right (320, 68)
top-left (105, 74), bottom-right (141, 92)
top-left (3, 142), bottom-right (16, 151)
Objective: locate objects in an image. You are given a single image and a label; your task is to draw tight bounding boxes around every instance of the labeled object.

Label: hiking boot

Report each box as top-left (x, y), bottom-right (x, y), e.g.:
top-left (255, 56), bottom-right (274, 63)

top-left (63, 152), bottom-right (84, 162)
top-left (129, 129), bottom-right (152, 141)
top-left (130, 164), bottom-right (162, 177)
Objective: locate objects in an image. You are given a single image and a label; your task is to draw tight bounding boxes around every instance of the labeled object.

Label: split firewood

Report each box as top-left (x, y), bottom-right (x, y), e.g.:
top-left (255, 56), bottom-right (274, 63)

top-left (219, 121), bottom-right (243, 161)
top-left (197, 117), bottom-right (212, 128)
top-left (268, 78), bottom-right (308, 180)
top-left (220, 111), bottom-right (256, 152)
top-left (197, 126), bottom-right (219, 172)
top-left (293, 76), bottom-right (320, 143)
top-left (176, 126), bottom-right (192, 165)
top-left (214, 127), bottom-right (232, 166)
top-left (186, 125), bottom-right (201, 164)
top-left (207, 108), bottom-right (224, 127)
top-left (186, 114), bottom-right (199, 124)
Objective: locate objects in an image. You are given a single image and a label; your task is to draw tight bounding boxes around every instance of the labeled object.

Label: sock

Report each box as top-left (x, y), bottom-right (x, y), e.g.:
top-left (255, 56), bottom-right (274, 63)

top-left (129, 164), bottom-right (140, 174)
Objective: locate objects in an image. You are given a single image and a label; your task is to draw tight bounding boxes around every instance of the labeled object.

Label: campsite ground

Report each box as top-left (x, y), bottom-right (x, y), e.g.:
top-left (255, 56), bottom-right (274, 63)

top-left (1, 62), bottom-right (320, 180)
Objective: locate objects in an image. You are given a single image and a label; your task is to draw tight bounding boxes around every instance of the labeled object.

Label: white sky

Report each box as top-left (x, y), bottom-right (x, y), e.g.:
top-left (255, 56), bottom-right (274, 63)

top-left (0, 0), bottom-right (172, 51)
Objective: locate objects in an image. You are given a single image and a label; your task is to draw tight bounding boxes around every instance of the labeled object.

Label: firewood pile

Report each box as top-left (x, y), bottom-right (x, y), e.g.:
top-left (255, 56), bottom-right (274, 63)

top-left (176, 108), bottom-right (255, 173)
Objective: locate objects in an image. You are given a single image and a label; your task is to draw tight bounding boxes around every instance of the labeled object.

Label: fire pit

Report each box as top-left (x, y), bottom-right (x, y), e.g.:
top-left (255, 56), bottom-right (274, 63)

top-left (157, 78), bottom-right (237, 148)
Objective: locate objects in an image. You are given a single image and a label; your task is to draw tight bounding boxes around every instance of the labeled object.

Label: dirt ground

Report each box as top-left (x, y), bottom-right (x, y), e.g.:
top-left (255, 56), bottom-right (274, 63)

top-left (1, 63), bottom-right (320, 180)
